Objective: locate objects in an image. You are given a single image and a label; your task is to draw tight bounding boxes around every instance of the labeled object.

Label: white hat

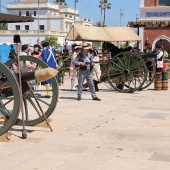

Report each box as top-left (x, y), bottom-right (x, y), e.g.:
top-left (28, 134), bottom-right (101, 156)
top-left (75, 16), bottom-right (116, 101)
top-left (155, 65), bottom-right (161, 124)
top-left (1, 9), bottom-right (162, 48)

top-left (75, 46), bottom-right (81, 49)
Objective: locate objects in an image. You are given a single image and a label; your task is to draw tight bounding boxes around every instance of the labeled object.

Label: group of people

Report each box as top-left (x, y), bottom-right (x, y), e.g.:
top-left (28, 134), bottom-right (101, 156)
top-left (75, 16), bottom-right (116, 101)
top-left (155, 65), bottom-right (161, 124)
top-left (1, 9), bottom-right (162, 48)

top-left (12, 40), bottom-right (167, 101)
top-left (143, 43), bottom-right (168, 72)
top-left (18, 41), bottom-right (59, 97)
top-left (14, 41), bottom-right (102, 101)
top-left (70, 43), bottom-right (101, 101)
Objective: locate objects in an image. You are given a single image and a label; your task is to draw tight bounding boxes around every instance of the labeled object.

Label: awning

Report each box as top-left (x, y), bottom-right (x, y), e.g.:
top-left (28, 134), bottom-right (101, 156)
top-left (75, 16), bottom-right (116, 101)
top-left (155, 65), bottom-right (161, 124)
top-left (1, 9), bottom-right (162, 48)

top-left (66, 26), bottom-right (141, 42)
top-left (128, 21), bottom-right (170, 28)
top-left (0, 13), bottom-right (34, 23)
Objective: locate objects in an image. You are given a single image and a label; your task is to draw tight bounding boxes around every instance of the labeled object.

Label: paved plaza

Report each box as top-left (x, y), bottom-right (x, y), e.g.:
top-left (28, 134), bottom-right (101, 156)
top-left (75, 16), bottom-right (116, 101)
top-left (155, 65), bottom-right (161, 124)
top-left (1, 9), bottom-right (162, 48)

top-left (1, 74), bottom-right (170, 170)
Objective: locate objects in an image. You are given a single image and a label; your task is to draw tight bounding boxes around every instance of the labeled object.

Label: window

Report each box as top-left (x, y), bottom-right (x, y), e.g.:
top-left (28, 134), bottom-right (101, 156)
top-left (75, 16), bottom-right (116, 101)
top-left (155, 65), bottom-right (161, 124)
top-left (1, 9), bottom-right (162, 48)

top-left (26, 11), bottom-right (29, 16)
top-left (39, 25), bottom-right (44, 30)
top-left (25, 25), bottom-right (29, 30)
top-left (19, 11), bottom-right (21, 16)
top-left (16, 25), bottom-right (20, 30)
top-left (34, 11), bottom-right (36, 16)
top-left (159, 0), bottom-right (170, 6)
top-left (69, 15), bottom-right (72, 18)
top-left (65, 14), bottom-right (68, 17)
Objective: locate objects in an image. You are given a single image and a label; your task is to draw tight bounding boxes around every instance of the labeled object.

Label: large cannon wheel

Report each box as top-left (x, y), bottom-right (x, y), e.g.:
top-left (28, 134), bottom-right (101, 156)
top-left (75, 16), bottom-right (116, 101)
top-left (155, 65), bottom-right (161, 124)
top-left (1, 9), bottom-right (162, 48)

top-left (107, 52), bottom-right (147, 93)
top-left (5, 56), bottom-right (58, 126)
top-left (0, 63), bottom-right (21, 136)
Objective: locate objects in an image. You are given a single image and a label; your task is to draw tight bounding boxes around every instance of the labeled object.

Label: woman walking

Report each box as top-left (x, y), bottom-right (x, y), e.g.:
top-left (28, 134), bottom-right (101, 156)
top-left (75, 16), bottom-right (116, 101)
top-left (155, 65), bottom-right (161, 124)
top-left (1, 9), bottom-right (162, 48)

top-left (92, 49), bottom-right (101, 92)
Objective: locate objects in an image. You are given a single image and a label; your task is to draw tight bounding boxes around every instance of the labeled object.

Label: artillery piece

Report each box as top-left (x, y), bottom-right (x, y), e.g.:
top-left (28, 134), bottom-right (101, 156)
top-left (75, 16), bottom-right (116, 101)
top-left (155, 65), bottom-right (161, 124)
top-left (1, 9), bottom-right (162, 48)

top-left (0, 13), bottom-right (59, 139)
top-left (0, 55), bottom-right (58, 138)
top-left (101, 43), bottom-right (157, 92)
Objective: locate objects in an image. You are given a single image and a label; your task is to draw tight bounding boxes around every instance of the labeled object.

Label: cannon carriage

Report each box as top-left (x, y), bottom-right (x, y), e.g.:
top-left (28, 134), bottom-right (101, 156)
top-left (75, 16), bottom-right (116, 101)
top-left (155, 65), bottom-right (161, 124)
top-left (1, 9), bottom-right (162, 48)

top-left (0, 55), bottom-right (58, 137)
top-left (0, 13), bottom-right (58, 138)
top-left (65, 26), bottom-right (157, 93)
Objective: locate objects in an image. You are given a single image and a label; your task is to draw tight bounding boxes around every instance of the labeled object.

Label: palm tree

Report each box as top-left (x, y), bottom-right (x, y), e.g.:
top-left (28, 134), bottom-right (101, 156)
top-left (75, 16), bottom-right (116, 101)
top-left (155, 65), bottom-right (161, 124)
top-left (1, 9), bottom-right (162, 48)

top-left (55, 0), bottom-right (67, 5)
top-left (95, 21), bottom-right (105, 27)
top-left (99, 0), bottom-right (104, 24)
top-left (95, 21), bottom-right (102, 27)
top-left (102, 0), bottom-right (111, 26)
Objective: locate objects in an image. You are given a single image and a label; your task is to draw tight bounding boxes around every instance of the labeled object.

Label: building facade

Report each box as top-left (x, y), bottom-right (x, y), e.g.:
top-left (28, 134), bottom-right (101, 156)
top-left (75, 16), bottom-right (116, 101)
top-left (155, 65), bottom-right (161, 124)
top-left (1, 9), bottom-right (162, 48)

top-left (139, 0), bottom-right (170, 52)
top-left (0, 0), bottom-right (92, 46)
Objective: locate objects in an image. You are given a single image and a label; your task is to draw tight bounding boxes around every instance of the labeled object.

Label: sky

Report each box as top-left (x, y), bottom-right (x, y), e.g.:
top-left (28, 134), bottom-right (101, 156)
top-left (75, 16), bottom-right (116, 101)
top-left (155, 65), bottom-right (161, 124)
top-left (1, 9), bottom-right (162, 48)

top-left (1, 0), bottom-right (140, 27)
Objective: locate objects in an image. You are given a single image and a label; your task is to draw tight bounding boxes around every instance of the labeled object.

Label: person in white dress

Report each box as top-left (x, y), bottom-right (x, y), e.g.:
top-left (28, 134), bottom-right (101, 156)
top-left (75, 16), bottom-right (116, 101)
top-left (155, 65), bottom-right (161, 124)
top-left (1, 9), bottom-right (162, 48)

top-left (92, 49), bottom-right (101, 92)
top-left (70, 45), bottom-right (82, 91)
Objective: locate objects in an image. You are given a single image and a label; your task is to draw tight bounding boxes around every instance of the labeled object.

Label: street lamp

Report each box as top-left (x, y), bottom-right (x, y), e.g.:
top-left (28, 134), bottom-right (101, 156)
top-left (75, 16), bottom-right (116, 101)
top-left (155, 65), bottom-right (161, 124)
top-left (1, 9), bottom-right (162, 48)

top-left (74, 0), bottom-right (79, 24)
top-left (120, 8), bottom-right (126, 27)
top-left (136, 13), bottom-right (140, 22)
top-left (73, 0), bottom-right (79, 40)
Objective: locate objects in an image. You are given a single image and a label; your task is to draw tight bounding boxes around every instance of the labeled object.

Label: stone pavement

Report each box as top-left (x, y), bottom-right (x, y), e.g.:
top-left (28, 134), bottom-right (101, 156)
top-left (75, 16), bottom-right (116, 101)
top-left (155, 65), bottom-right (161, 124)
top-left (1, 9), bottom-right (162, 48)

top-left (1, 74), bottom-right (170, 170)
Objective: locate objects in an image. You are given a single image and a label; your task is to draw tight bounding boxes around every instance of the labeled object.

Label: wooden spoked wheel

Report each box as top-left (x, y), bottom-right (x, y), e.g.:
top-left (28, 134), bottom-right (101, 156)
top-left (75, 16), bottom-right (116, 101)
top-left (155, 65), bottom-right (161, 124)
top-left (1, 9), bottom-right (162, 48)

top-left (0, 63), bottom-right (21, 136)
top-left (107, 52), bottom-right (147, 93)
top-left (5, 56), bottom-right (58, 126)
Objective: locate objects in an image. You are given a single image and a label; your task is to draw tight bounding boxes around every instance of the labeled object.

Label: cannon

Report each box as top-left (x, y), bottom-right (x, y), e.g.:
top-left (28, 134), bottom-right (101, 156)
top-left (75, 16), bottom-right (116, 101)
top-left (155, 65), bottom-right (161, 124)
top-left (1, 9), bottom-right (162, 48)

top-left (105, 51), bottom-right (156, 92)
top-left (0, 55), bottom-right (58, 137)
top-left (100, 42), bottom-right (157, 92)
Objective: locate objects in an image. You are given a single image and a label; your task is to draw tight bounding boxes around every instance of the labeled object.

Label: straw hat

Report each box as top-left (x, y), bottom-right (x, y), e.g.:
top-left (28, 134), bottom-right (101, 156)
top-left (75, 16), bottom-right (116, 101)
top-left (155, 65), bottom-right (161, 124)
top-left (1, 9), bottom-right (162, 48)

top-left (82, 43), bottom-right (92, 50)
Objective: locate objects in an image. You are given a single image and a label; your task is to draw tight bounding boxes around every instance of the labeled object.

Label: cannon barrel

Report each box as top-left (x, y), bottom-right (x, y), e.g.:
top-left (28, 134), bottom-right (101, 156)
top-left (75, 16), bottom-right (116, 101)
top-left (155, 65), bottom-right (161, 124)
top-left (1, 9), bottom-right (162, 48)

top-left (17, 72), bottom-right (35, 82)
top-left (16, 67), bottom-right (58, 83)
top-left (142, 53), bottom-right (156, 59)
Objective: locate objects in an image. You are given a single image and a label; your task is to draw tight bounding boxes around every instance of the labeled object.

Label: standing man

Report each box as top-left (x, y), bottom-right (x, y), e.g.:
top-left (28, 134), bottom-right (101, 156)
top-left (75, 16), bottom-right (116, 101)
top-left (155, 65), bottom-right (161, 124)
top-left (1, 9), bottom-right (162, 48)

top-left (63, 45), bottom-right (69, 57)
top-left (41, 41), bottom-right (59, 84)
top-left (155, 44), bottom-right (164, 72)
top-left (41, 41), bottom-right (58, 70)
top-left (73, 43), bottom-right (101, 101)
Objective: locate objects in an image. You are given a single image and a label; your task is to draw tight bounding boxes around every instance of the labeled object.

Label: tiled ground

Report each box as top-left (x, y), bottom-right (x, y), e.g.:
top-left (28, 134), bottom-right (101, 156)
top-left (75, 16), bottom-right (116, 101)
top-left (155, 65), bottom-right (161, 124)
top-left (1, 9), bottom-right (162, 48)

top-left (1, 74), bottom-right (170, 170)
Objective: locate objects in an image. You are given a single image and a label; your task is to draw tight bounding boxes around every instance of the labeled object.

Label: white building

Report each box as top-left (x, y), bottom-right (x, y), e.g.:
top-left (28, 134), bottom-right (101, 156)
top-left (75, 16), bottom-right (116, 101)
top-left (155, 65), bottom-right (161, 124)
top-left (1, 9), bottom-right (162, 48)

top-left (0, 0), bottom-right (92, 46)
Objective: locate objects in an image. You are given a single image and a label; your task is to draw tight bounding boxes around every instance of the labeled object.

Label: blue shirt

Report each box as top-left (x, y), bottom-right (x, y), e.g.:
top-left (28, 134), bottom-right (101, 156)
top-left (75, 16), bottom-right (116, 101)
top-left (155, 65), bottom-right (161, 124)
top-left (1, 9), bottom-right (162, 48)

top-left (42, 47), bottom-right (57, 69)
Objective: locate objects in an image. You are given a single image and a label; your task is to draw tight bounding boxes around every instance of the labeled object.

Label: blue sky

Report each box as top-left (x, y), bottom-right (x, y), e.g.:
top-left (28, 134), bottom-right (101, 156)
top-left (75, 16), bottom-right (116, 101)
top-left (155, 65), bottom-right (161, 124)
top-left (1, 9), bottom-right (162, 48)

top-left (2, 0), bottom-right (140, 26)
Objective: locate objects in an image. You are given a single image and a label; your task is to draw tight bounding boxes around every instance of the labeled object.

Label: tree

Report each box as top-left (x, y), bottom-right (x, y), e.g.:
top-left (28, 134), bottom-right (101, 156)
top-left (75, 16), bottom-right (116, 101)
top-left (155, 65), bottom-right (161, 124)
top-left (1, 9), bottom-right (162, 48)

top-left (0, 23), bottom-right (8, 30)
top-left (55, 0), bottom-right (67, 5)
top-left (45, 36), bottom-right (59, 47)
top-left (103, 0), bottom-right (111, 26)
top-left (95, 21), bottom-right (104, 27)
top-left (99, 0), bottom-right (104, 24)
top-left (99, 0), bottom-right (111, 27)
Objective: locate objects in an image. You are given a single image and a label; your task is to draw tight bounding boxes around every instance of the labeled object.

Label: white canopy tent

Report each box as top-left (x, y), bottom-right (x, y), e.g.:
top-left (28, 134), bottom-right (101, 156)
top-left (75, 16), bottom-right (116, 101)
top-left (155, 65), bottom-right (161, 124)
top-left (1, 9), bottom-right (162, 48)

top-left (66, 26), bottom-right (141, 42)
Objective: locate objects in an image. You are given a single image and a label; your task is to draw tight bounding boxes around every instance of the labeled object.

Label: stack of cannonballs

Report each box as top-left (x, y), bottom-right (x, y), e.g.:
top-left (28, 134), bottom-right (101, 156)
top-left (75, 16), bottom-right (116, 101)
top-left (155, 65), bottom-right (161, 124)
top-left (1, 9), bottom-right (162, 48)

top-left (154, 71), bottom-right (168, 90)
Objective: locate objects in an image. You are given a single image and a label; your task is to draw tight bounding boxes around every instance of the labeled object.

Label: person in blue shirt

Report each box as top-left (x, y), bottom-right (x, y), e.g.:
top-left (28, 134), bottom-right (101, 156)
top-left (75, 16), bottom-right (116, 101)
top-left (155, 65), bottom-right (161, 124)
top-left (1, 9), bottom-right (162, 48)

top-left (41, 41), bottom-right (59, 86)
